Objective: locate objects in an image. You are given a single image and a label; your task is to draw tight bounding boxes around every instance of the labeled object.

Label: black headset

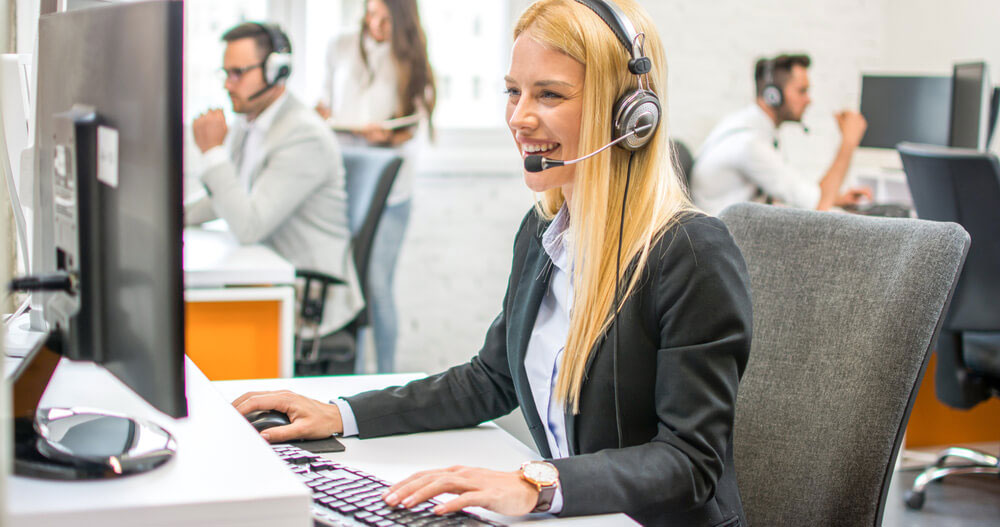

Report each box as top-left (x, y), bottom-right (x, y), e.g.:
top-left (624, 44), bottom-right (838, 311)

top-left (760, 58), bottom-right (784, 109)
top-left (574, 0), bottom-right (657, 450)
top-left (253, 22), bottom-right (293, 88)
top-left (575, 0), bottom-right (661, 151)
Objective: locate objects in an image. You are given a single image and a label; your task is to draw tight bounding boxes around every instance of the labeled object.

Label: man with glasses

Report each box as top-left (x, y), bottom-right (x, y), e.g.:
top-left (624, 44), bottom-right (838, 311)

top-left (186, 22), bottom-right (362, 338)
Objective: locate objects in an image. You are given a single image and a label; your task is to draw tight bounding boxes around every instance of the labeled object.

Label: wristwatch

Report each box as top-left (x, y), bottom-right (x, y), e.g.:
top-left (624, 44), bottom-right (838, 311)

top-left (519, 461), bottom-right (560, 513)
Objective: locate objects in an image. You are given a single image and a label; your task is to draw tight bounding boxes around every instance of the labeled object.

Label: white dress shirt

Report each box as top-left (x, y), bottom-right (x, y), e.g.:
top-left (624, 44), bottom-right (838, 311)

top-left (690, 104), bottom-right (821, 216)
top-left (335, 206), bottom-right (576, 514)
top-left (321, 30), bottom-right (415, 207)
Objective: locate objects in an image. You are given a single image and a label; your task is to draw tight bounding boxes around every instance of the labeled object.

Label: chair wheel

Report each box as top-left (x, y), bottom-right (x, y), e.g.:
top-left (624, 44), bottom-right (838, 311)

top-left (904, 490), bottom-right (925, 510)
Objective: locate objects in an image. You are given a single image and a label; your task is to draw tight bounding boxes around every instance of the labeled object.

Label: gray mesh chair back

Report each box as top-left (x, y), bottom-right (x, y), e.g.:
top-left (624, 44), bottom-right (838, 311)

top-left (343, 146), bottom-right (404, 324)
top-left (719, 203), bottom-right (969, 526)
top-left (295, 147), bottom-right (402, 376)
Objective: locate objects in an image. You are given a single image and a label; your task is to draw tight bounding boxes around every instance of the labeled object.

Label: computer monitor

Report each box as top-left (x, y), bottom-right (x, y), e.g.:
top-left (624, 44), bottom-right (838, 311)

top-left (859, 75), bottom-right (952, 149)
top-left (949, 62), bottom-right (992, 150)
top-left (11, 0), bottom-right (186, 480)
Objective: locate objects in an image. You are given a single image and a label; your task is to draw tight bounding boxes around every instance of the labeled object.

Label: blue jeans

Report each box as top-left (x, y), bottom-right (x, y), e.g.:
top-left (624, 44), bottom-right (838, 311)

top-left (355, 199), bottom-right (411, 373)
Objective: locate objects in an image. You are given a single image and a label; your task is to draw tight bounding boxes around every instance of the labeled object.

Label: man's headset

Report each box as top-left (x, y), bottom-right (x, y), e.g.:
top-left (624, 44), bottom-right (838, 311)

top-left (760, 58), bottom-right (784, 109)
top-left (524, 0), bottom-right (661, 173)
top-left (248, 22), bottom-right (292, 100)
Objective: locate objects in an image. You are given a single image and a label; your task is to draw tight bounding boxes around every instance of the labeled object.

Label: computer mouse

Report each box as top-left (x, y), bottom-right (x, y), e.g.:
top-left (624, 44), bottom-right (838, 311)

top-left (244, 409), bottom-right (292, 432)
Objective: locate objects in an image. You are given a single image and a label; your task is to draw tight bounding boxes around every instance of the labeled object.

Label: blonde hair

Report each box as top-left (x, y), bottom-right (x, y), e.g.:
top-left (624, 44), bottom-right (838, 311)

top-left (514, 0), bottom-right (693, 412)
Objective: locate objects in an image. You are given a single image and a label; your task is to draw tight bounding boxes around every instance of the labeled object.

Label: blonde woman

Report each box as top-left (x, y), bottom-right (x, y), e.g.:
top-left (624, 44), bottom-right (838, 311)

top-left (237, 1), bottom-right (751, 524)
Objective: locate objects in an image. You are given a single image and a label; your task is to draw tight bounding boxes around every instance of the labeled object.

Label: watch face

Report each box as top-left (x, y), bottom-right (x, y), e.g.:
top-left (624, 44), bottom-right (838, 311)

top-left (523, 462), bottom-right (559, 486)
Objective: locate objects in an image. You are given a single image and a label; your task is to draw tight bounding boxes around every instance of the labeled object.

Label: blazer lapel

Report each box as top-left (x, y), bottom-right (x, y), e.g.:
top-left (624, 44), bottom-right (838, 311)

top-left (507, 236), bottom-right (554, 458)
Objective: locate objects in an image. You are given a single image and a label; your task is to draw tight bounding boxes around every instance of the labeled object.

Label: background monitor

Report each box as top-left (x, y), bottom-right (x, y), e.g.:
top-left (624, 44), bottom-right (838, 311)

top-left (949, 62), bottom-right (992, 150)
top-left (859, 75), bottom-right (952, 149)
top-left (32, 0), bottom-right (186, 418)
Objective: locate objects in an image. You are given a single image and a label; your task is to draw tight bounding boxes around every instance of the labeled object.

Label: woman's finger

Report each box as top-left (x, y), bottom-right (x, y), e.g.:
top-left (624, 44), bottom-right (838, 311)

top-left (399, 474), bottom-right (476, 509)
top-left (432, 490), bottom-right (491, 515)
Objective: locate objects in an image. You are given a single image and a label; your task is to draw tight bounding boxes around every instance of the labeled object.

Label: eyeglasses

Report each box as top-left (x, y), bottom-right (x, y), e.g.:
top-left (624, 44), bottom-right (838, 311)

top-left (219, 63), bottom-right (263, 82)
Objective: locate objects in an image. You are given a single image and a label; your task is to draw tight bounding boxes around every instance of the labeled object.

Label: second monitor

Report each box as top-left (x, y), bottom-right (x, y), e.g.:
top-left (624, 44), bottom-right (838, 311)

top-left (859, 74), bottom-right (952, 149)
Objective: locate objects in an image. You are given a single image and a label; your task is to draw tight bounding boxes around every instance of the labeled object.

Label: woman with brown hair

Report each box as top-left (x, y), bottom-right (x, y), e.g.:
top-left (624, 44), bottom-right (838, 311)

top-left (316, 0), bottom-right (436, 374)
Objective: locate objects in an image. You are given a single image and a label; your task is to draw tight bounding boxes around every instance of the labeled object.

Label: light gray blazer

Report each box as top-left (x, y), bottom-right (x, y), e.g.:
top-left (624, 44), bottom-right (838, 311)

top-left (186, 94), bottom-right (362, 334)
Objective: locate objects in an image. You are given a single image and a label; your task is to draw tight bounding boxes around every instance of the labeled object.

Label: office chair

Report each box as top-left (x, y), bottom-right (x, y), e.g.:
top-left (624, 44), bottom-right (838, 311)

top-left (295, 147), bottom-right (403, 376)
top-left (670, 138), bottom-right (694, 191)
top-left (897, 142), bottom-right (1000, 509)
top-left (720, 202), bottom-right (968, 527)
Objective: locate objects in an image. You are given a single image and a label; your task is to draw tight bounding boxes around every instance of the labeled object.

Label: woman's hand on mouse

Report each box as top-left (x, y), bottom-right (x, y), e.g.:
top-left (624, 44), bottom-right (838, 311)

top-left (232, 390), bottom-right (343, 442)
top-left (383, 466), bottom-right (539, 517)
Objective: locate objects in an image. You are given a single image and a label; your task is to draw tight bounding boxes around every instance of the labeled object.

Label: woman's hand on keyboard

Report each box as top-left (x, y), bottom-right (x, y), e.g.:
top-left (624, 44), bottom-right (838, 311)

top-left (232, 390), bottom-right (343, 442)
top-left (382, 465), bottom-right (538, 517)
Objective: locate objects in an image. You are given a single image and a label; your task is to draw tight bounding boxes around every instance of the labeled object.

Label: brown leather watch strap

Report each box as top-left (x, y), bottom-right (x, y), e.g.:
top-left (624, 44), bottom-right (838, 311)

top-left (533, 483), bottom-right (557, 513)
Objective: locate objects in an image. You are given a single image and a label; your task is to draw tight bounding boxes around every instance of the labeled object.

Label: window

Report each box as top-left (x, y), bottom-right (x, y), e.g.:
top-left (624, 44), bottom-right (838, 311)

top-left (421, 1), bottom-right (510, 129)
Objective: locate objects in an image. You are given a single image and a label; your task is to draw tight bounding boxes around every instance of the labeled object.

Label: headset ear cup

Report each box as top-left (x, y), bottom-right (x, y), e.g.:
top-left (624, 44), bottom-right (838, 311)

top-left (613, 90), bottom-right (661, 151)
top-left (264, 53), bottom-right (292, 86)
top-left (762, 84), bottom-right (783, 108)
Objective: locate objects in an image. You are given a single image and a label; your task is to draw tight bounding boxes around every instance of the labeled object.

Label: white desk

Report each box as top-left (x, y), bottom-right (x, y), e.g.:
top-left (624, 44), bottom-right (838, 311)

top-left (183, 227), bottom-right (296, 378)
top-left (214, 375), bottom-right (639, 526)
top-left (183, 227), bottom-right (295, 288)
top-left (850, 148), bottom-right (914, 206)
top-left (6, 357), bottom-right (311, 527)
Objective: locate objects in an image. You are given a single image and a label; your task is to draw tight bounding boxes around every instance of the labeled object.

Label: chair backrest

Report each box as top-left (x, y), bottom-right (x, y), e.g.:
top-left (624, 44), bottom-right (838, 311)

top-left (670, 138), bottom-right (694, 190)
top-left (719, 203), bottom-right (968, 527)
top-left (897, 142), bottom-right (1000, 332)
top-left (342, 146), bottom-right (403, 323)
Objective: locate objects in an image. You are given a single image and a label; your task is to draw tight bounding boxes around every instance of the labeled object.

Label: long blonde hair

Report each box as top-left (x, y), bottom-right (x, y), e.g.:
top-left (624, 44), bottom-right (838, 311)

top-left (514, 0), bottom-right (692, 412)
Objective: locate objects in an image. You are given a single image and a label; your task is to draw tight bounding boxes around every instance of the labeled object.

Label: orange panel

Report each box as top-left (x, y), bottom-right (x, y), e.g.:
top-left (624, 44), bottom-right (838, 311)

top-left (905, 352), bottom-right (1000, 447)
top-left (185, 300), bottom-right (281, 381)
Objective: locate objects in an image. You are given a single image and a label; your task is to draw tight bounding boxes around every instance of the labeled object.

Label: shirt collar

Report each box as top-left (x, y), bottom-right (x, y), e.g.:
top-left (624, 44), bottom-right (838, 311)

top-left (541, 205), bottom-right (572, 273)
top-left (747, 103), bottom-right (778, 132)
top-left (248, 90), bottom-right (289, 130)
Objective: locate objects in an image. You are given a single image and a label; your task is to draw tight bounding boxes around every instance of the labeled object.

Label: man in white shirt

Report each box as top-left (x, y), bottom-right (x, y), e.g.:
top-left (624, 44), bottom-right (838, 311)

top-left (186, 22), bottom-right (362, 336)
top-left (691, 54), bottom-right (871, 216)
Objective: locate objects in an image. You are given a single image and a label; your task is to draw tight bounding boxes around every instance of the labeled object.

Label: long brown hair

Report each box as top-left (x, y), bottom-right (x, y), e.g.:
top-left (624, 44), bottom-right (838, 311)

top-left (516, 0), bottom-right (693, 412)
top-left (359, 0), bottom-right (436, 134)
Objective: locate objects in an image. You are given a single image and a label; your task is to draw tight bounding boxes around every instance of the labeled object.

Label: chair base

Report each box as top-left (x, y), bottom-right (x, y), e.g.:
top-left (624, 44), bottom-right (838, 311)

top-left (294, 329), bottom-right (357, 376)
top-left (904, 446), bottom-right (1000, 510)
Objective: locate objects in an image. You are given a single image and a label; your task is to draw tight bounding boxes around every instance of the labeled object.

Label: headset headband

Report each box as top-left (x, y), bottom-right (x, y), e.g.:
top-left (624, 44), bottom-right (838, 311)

top-left (575, 0), bottom-right (651, 75)
top-left (253, 22), bottom-right (291, 55)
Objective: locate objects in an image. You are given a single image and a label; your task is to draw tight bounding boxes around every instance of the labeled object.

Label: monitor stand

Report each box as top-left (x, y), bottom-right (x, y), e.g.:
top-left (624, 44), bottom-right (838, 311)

top-left (11, 331), bottom-right (177, 480)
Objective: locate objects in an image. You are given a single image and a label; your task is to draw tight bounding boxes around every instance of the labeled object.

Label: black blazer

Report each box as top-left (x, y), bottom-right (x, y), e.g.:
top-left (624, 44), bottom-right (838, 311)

top-left (346, 209), bottom-right (753, 526)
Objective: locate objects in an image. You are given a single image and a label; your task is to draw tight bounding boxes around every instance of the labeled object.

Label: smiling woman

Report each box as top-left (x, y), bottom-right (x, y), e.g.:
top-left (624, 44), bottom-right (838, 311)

top-left (232, 1), bottom-right (753, 525)
top-left (504, 36), bottom-right (585, 198)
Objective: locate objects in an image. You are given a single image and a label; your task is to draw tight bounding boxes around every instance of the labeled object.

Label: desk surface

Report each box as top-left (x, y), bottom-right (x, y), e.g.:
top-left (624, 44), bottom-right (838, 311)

top-left (214, 375), bottom-right (638, 526)
top-left (183, 226), bottom-right (295, 288)
top-left (6, 358), bottom-right (311, 527)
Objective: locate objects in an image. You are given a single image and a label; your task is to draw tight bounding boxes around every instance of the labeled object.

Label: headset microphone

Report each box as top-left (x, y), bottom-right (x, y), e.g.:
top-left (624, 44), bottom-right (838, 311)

top-left (523, 123), bottom-right (654, 173)
top-left (247, 82), bottom-right (272, 101)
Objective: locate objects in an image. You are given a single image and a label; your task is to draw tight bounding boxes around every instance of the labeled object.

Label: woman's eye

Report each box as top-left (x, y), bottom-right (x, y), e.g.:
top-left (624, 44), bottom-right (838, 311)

top-left (540, 90), bottom-right (564, 100)
top-left (504, 88), bottom-right (520, 98)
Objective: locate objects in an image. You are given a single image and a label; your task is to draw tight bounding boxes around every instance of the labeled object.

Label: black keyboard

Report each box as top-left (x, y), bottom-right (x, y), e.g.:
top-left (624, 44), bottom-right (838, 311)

top-left (271, 444), bottom-right (506, 527)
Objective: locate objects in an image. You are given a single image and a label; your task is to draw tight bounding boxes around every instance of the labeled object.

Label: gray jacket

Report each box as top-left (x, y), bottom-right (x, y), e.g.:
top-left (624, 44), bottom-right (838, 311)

top-left (186, 94), bottom-right (362, 334)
